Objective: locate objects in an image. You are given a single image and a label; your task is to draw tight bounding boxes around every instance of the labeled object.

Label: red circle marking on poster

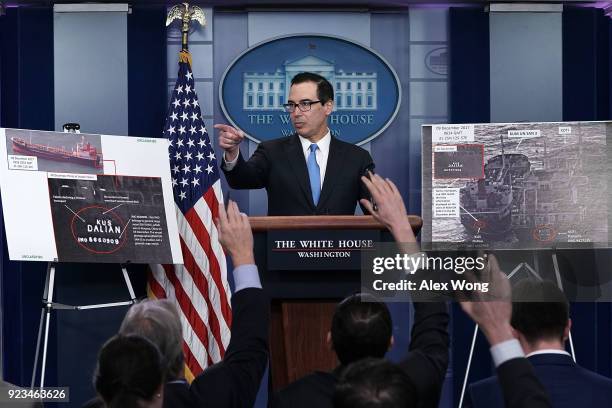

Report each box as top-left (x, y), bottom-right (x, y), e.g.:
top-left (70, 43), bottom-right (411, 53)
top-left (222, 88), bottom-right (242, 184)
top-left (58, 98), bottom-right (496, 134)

top-left (532, 224), bottom-right (558, 242)
top-left (70, 205), bottom-right (128, 254)
top-left (473, 220), bottom-right (487, 230)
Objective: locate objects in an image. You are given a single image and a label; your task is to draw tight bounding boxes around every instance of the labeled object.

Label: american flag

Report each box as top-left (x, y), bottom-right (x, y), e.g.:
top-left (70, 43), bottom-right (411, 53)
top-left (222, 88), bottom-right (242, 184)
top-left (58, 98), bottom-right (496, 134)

top-left (148, 51), bottom-right (232, 381)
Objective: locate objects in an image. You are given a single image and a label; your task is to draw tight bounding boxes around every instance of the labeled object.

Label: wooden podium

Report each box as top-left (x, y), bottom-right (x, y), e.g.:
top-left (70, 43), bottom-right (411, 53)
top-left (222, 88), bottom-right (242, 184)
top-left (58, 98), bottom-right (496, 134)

top-left (249, 215), bottom-right (422, 390)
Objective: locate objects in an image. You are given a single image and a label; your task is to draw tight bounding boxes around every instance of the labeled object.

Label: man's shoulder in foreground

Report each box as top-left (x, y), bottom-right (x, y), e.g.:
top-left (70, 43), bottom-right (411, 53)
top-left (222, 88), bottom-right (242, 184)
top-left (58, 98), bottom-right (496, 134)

top-left (533, 353), bottom-right (612, 392)
top-left (273, 371), bottom-right (337, 408)
top-left (468, 354), bottom-right (612, 408)
top-left (165, 380), bottom-right (197, 408)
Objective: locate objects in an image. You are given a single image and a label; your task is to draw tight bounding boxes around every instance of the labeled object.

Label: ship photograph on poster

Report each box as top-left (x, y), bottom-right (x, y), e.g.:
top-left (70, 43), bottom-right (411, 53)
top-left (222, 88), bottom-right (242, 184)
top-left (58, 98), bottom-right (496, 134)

top-left (5, 128), bottom-right (103, 174)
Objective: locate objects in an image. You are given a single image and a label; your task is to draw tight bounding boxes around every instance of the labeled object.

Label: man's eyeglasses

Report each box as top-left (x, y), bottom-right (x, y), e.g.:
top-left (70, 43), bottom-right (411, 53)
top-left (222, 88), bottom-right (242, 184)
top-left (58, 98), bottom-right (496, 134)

top-left (282, 100), bottom-right (322, 113)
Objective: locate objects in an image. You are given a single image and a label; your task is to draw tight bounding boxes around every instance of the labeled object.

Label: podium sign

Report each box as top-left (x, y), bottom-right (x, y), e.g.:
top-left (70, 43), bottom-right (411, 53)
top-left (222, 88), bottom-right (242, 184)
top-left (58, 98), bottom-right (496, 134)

top-left (267, 229), bottom-right (380, 270)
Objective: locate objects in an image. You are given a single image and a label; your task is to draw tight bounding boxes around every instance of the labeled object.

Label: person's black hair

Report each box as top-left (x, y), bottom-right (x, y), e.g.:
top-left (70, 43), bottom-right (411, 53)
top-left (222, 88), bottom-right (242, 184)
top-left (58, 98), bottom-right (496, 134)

top-left (334, 358), bottom-right (418, 408)
top-left (511, 280), bottom-right (569, 344)
top-left (290, 72), bottom-right (334, 103)
top-left (94, 334), bottom-right (164, 408)
top-left (331, 293), bottom-right (392, 365)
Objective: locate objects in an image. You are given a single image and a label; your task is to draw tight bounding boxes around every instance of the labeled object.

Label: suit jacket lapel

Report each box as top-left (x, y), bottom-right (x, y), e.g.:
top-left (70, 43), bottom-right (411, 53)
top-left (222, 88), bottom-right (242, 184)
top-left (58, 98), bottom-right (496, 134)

top-left (284, 134), bottom-right (315, 209)
top-left (318, 137), bottom-right (347, 210)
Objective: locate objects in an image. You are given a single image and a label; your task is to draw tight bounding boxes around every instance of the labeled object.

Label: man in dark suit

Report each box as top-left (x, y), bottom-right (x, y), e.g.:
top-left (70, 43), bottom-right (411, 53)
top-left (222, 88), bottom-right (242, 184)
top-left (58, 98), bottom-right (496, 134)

top-left (215, 72), bottom-right (374, 216)
top-left (83, 201), bottom-right (269, 408)
top-left (273, 174), bottom-right (450, 408)
top-left (465, 280), bottom-right (612, 408)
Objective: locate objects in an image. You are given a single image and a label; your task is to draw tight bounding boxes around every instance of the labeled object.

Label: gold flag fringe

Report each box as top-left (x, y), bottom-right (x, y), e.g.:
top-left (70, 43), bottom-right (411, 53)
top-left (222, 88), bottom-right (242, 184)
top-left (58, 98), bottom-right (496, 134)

top-left (179, 50), bottom-right (193, 68)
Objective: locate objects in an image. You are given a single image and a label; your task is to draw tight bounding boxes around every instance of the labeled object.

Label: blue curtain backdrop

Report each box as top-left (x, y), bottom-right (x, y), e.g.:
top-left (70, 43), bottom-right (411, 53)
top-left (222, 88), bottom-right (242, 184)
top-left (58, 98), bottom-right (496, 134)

top-left (563, 7), bottom-right (610, 121)
top-left (561, 6), bottom-right (612, 380)
top-left (0, 6), bottom-right (55, 387)
top-left (449, 7), bottom-right (490, 124)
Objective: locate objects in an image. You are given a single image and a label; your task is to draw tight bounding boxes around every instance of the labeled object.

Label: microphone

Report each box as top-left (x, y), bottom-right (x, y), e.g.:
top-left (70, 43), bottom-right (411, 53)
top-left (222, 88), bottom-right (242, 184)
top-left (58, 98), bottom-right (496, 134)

top-left (362, 164), bottom-right (377, 212)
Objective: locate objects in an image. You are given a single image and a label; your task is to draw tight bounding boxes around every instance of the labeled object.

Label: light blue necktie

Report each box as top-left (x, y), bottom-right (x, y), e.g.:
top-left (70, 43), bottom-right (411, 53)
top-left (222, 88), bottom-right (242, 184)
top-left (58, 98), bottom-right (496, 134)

top-left (307, 144), bottom-right (321, 205)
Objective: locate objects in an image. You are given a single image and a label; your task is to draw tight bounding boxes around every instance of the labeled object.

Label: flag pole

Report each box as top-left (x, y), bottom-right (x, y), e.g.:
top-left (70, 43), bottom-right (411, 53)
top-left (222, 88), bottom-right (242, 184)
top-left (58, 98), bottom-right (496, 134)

top-left (150, 3), bottom-right (232, 382)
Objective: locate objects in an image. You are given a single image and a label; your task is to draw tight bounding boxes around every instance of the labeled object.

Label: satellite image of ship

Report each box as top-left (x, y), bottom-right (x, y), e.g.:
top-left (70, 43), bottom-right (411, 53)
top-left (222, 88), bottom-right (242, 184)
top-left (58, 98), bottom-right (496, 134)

top-left (458, 128), bottom-right (607, 244)
top-left (11, 134), bottom-right (102, 168)
top-left (459, 138), bottom-right (531, 238)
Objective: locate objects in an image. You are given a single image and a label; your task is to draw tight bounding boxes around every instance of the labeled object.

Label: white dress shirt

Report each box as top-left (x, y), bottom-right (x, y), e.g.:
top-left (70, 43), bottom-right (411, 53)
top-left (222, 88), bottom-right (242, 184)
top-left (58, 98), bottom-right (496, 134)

top-left (233, 264), bottom-right (262, 293)
top-left (526, 349), bottom-right (572, 358)
top-left (490, 339), bottom-right (526, 367)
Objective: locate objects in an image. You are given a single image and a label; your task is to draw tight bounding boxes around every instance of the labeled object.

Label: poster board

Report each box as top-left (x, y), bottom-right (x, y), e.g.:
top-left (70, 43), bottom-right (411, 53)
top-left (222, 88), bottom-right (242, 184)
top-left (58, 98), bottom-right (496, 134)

top-left (421, 121), bottom-right (612, 250)
top-left (0, 128), bottom-right (183, 264)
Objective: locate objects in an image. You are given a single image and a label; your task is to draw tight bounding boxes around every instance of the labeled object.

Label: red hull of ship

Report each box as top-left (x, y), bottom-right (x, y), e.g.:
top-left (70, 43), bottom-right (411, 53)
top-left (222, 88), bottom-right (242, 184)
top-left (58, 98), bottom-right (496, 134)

top-left (11, 138), bottom-right (101, 168)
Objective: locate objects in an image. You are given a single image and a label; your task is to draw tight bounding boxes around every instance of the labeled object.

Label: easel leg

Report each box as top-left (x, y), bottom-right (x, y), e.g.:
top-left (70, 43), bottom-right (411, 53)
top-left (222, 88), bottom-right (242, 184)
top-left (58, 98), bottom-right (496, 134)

top-left (31, 308), bottom-right (45, 388)
top-left (30, 263), bottom-right (137, 387)
top-left (121, 265), bottom-right (136, 302)
top-left (40, 264), bottom-right (56, 388)
top-left (458, 324), bottom-right (479, 408)
top-left (552, 252), bottom-right (564, 290)
top-left (31, 263), bottom-right (53, 388)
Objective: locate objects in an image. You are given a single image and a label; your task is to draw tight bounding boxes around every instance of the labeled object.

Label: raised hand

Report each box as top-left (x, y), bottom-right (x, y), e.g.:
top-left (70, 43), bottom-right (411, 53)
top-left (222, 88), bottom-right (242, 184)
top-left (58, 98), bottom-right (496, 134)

top-left (216, 200), bottom-right (254, 267)
top-left (459, 254), bottom-right (514, 346)
top-left (360, 172), bottom-right (415, 244)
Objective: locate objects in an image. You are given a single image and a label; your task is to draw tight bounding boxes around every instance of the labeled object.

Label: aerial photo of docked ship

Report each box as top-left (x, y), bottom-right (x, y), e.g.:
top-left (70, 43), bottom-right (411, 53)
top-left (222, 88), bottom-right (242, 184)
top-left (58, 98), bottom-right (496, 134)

top-left (10, 133), bottom-right (102, 168)
top-left (459, 144), bottom-right (529, 238)
top-left (439, 122), bottom-right (608, 246)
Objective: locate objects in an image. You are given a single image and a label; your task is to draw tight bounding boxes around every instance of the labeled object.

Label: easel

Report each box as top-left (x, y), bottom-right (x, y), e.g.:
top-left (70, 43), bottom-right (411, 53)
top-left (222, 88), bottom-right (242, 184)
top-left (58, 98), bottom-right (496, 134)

top-left (457, 249), bottom-right (577, 408)
top-left (30, 123), bottom-right (138, 388)
top-left (30, 263), bottom-right (137, 388)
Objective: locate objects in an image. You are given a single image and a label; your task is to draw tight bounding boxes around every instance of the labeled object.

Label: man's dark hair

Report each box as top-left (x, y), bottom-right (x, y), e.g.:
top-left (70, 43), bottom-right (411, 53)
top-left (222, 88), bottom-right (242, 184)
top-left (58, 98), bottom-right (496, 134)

top-left (511, 280), bottom-right (569, 344)
top-left (331, 293), bottom-right (392, 365)
top-left (94, 335), bottom-right (164, 408)
top-left (290, 72), bottom-right (334, 103)
top-left (334, 358), bottom-right (418, 408)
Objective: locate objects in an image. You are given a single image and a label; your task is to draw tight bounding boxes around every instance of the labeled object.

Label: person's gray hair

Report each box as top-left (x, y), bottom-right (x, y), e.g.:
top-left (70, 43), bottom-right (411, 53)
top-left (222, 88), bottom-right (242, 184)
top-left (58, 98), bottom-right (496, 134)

top-left (119, 299), bottom-right (184, 380)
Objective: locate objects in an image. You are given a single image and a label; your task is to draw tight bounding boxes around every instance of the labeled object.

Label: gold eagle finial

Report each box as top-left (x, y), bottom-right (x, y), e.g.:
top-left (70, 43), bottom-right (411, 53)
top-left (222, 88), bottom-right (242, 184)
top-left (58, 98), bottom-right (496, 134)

top-left (166, 3), bottom-right (206, 51)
